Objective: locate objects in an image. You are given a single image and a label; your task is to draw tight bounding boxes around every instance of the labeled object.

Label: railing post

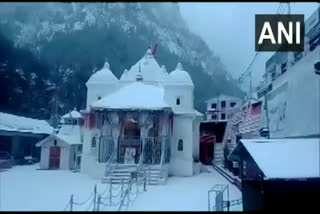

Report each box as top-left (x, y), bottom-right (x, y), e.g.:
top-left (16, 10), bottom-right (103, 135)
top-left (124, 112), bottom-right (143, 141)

top-left (208, 191), bottom-right (210, 211)
top-left (109, 181), bottom-right (112, 205)
top-left (97, 195), bottom-right (101, 211)
top-left (144, 175), bottom-right (147, 192)
top-left (93, 184), bottom-right (97, 211)
top-left (70, 194), bottom-right (73, 211)
top-left (148, 166), bottom-right (151, 185)
top-left (121, 177), bottom-right (124, 197)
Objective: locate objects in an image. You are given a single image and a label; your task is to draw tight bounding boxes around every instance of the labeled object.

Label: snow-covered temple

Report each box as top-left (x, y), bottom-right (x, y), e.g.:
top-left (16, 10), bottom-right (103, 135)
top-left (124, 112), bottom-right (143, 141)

top-left (80, 49), bottom-right (203, 183)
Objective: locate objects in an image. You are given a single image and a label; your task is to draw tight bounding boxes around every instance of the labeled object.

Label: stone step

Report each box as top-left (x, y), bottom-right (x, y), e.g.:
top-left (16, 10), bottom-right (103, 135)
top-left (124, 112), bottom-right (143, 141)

top-left (214, 155), bottom-right (224, 158)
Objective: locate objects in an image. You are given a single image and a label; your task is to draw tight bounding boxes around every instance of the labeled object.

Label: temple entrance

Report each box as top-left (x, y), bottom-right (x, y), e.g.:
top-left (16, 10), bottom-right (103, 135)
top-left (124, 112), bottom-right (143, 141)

top-left (118, 119), bottom-right (141, 164)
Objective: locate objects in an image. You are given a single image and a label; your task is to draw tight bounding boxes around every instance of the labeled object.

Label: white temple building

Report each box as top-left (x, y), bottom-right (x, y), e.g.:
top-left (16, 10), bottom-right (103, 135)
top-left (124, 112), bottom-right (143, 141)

top-left (80, 49), bottom-right (203, 184)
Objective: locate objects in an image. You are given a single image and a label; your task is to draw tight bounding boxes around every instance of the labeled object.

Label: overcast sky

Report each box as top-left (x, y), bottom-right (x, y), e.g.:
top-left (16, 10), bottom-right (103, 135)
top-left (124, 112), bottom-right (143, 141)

top-left (179, 2), bottom-right (318, 90)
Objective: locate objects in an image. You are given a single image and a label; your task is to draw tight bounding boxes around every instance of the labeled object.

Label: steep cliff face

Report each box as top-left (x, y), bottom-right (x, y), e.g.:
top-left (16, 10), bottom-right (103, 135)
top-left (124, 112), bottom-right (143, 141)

top-left (0, 3), bottom-right (243, 120)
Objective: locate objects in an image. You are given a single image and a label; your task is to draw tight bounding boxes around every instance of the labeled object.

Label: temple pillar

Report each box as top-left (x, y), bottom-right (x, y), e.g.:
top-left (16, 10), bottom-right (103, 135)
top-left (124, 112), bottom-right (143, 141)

top-left (139, 112), bottom-right (153, 162)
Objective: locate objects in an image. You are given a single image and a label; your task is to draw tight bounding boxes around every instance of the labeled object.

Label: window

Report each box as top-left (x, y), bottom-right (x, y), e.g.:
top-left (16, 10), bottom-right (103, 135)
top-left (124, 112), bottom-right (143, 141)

top-left (176, 98), bottom-right (180, 105)
top-left (221, 113), bottom-right (226, 120)
top-left (211, 114), bottom-right (217, 120)
top-left (227, 114), bottom-right (231, 119)
top-left (221, 101), bottom-right (226, 108)
top-left (211, 103), bottom-right (217, 109)
top-left (91, 137), bottom-right (97, 148)
top-left (54, 140), bottom-right (57, 146)
top-left (65, 119), bottom-right (70, 125)
top-left (230, 102), bottom-right (236, 107)
top-left (178, 139), bottom-right (183, 151)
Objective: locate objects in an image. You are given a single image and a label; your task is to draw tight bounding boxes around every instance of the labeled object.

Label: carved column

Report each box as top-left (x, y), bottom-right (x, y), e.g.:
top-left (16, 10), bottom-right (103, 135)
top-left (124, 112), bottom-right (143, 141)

top-left (139, 111), bottom-right (153, 163)
top-left (106, 111), bottom-right (123, 163)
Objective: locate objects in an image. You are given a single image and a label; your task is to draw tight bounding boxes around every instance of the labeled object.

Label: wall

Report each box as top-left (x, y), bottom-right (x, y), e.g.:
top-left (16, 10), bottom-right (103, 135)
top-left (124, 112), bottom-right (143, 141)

top-left (80, 127), bottom-right (106, 178)
top-left (268, 46), bottom-right (320, 138)
top-left (39, 138), bottom-right (70, 170)
top-left (169, 115), bottom-right (194, 176)
top-left (86, 83), bottom-right (119, 109)
top-left (164, 85), bottom-right (194, 112)
top-left (192, 116), bottom-right (201, 161)
top-left (206, 98), bottom-right (241, 121)
top-left (68, 145), bottom-right (76, 170)
top-left (242, 178), bottom-right (320, 211)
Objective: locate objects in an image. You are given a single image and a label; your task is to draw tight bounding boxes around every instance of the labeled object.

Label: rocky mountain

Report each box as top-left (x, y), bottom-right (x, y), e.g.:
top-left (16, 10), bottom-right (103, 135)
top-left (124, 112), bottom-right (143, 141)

top-left (0, 2), bottom-right (244, 122)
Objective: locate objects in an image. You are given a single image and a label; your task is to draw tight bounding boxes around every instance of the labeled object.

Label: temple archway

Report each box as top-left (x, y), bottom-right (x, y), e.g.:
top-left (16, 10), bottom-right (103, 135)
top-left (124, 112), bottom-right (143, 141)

top-left (123, 119), bottom-right (140, 137)
top-left (119, 118), bottom-right (141, 164)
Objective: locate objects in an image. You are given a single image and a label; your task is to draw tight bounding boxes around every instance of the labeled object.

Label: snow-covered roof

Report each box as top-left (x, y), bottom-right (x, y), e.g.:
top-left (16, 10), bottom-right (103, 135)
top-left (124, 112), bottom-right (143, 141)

top-left (120, 69), bottom-right (129, 81)
top-left (230, 138), bottom-right (320, 179)
top-left (173, 109), bottom-right (203, 117)
top-left (90, 81), bottom-right (171, 111)
top-left (120, 49), bottom-right (165, 83)
top-left (0, 112), bottom-right (53, 135)
top-left (166, 63), bottom-right (193, 86)
top-left (86, 62), bottom-right (118, 85)
top-left (36, 133), bottom-right (81, 147)
top-left (56, 133), bottom-right (81, 145)
top-left (62, 109), bottom-right (82, 119)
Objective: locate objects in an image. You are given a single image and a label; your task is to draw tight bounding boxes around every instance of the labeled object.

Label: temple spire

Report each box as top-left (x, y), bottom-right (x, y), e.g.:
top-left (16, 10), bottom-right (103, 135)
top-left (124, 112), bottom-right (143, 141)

top-left (136, 63), bottom-right (143, 81)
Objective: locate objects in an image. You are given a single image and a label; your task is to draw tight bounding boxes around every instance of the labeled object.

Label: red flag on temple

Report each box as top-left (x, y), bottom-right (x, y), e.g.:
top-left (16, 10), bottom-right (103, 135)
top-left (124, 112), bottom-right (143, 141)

top-left (152, 43), bottom-right (158, 55)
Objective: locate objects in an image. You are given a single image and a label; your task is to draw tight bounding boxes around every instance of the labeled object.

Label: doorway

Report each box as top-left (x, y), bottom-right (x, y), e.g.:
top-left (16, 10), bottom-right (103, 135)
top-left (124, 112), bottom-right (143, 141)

top-left (199, 135), bottom-right (215, 165)
top-left (119, 119), bottom-right (141, 164)
top-left (49, 146), bottom-right (61, 169)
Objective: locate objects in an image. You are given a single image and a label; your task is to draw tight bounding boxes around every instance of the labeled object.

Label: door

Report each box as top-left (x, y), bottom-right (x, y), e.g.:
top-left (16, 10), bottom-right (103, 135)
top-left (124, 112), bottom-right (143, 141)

top-left (49, 146), bottom-right (61, 169)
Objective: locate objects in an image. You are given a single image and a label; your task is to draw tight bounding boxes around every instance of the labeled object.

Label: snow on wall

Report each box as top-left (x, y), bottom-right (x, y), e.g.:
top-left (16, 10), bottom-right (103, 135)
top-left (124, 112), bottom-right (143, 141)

top-left (86, 84), bottom-right (119, 109)
top-left (164, 84), bottom-right (194, 112)
top-left (268, 46), bottom-right (320, 138)
top-left (192, 116), bottom-right (201, 161)
top-left (80, 127), bottom-right (105, 178)
top-left (169, 115), bottom-right (194, 177)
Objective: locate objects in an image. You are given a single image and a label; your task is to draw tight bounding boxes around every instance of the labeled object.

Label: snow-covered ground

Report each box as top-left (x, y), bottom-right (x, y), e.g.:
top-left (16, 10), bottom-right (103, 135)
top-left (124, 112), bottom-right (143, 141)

top-left (0, 164), bottom-right (242, 211)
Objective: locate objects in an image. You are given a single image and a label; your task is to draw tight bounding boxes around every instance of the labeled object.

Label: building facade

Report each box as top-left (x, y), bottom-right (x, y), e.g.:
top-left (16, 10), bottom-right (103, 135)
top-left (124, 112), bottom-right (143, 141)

top-left (257, 7), bottom-right (320, 139)
top-left (205, 95), bottom-right (242, 122)
top-left (80, 49), bottom-right (203, 182)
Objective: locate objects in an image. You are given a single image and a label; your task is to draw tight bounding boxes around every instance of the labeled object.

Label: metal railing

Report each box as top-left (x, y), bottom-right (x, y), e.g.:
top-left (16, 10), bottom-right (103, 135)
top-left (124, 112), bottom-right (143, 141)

top-left (0, 151), bottom-right (13, 160)
top-left (208, 184), bottom-right (242, 212)
top-left (62, 175), bottom-right (147, 212)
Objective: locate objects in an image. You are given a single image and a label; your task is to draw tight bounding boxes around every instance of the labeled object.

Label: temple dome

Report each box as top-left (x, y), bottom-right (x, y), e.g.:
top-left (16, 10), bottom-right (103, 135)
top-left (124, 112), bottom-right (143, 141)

top-left (167, 63), bottom-right (193, 86)
top-left (86, 62), bottom-right (118, 85)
